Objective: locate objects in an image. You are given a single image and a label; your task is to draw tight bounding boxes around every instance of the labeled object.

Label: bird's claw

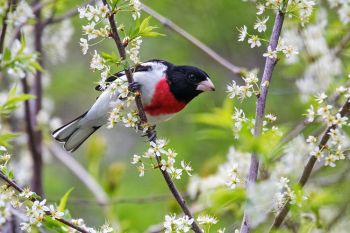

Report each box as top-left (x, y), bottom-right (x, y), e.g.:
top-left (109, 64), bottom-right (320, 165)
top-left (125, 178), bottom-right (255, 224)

top-left (128, 81), bottom-right (141, 92)
top-left (148, 131), bottom-right (157, 142)
top-left (141, 125), bottom-right (157, 141)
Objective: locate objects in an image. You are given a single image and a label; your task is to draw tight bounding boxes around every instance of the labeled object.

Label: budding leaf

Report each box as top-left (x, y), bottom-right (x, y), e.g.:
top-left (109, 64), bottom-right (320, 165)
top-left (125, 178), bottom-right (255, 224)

top-left (3, 48), bottom-right (11, 62)
top-left (136, 16), bottom-right (165, 38)
top-left (58, 187), bottom-right (74, 212)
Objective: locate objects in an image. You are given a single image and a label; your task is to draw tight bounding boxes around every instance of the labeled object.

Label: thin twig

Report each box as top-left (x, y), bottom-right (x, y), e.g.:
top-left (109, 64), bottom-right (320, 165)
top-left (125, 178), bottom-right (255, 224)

top-left (58, 193), bottom-right (186, 206)
top-left (332, 30), bottom-right (350, 56)
top-left (48, 143), bottom-right (109, 205)
top-left (325, 200), bottom-right (350, 231)
top-left (0, 172), bottom-right (89, 233)
top-left (270, 98), bottom-right (350, 230)
top-left (239, 8), bottom-right (287, 233)
top-left (101, 1), bottom-right (202, 232)
top-left (141, 3), bottom-right (245, 76)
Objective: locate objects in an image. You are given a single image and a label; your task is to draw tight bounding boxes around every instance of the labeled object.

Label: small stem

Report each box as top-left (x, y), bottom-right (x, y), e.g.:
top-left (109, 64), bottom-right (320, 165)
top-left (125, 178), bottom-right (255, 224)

top-left (101, 1), bottom-right (202, 232)
top-left (270, 98), bottom-right (350, 230)
top-left (240, 9), bottom-right (286, 233)
top-left (0, 172), bottom-right (89, 233)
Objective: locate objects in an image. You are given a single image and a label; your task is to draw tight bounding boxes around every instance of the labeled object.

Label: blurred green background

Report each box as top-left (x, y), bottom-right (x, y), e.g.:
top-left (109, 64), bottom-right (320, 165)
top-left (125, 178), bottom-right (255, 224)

top-left (42, 0), bottom-right (304, 231)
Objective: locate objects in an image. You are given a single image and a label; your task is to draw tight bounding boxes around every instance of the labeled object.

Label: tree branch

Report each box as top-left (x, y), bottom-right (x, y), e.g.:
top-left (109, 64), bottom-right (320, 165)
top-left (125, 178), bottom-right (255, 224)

top-left (30, 0), bottom-right (44, 197)
top-left (21, 76), bottom-right (43, 194)
top-left (240, 9), bottom-right (287, 233)
top-left (0, 0), bottom-right (13, 55)
top-left (101, 1), bottom-right (202, 232)
top-left (63, 193), bottom-right (186, 206)
top-left (270, 98), bottom-right (350, 230)
top-left (0, 172), bottom-right (90, 233)
top-left (141, 3), bottom-right (245, 76)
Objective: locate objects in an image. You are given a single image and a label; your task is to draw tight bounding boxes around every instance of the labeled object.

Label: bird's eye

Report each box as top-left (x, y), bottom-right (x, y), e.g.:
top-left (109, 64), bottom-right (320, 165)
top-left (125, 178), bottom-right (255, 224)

top-left (188, 74), bottom-right (196, 81)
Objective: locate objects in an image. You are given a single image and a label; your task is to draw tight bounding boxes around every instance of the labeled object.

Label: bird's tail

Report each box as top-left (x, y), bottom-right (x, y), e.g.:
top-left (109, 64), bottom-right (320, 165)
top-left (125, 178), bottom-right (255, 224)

top-left (52, 112), bottom-right (100, 152)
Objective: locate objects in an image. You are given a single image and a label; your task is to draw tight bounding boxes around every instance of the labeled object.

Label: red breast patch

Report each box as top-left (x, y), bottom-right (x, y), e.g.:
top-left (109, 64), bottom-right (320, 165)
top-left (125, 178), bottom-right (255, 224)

top-left (144, 78), bottom-right (186, 116)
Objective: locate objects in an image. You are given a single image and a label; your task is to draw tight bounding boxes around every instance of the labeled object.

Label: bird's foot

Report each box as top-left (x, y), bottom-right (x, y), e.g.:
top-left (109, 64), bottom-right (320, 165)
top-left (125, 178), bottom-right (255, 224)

top-left (128, 81), bottom-right (141, 92)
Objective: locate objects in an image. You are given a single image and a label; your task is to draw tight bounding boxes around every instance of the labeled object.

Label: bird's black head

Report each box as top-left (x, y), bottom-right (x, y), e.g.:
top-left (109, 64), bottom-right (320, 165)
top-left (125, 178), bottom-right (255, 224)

top-left (166, 65), bottom-right (215, 103)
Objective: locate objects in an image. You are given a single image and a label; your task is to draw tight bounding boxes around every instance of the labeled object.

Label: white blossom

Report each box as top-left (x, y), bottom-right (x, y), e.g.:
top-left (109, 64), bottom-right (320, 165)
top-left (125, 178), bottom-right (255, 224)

top-left (248, 35), bottom-right (261, 48)
top-left (238, 25), bottom-right (248, 42)
top-left (197, 214), bottom-right (218, 225)
top-left (164, 214), bottom-right (194, 233)
top-left (263, 46), bottom-right (277, 59)
top-left (254, 17), bottom-right (269, 32)
top-left (80, 38), bottom-right (89, 55)
top-left (257, 4), bottom-right (265, 15)
top-left (181, 161), bottom-right (192, 176)
top-left (90, 50), bottom-right (105, 71)
top-left (131, 154), bottom-right (141, 164)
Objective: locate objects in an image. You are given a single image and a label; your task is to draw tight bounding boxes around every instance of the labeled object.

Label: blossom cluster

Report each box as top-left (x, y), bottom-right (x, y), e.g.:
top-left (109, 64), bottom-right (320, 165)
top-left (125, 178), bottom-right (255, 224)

top-left (163, 213), bottom-right (220, 233)
top-left (78, 1), bottom-right (146, 131)
top-left (131, 139), bottom-right (192, 179)
top-left (286, 9), bottom-right (343, 98)
top-left (187, 147), bottom-right (251, 199)
top-left (78, 1), bottom-right (142, 66)
top-left (163, 214), bottom-right (194, 233)
top-left (227, 74), bottom-right (280, 139)
top-left (78, 3), bottom-right (112, 83)
top-left (305, 90), bottom-right (350, 167)
top-left (273, 177), bottom-right (307, 212)
top-left (227, 71), bottom-right (259, 101)
top-left (0, 149), bottom-right (113, 233)
top-left (6, 0), bottom-right (34, 27)
top-left (327, 0), bottom-right (350, 24)
top-left (237, 0), bottom-right (316, 60)
top-left (3, 39), bottom-right (38, 79)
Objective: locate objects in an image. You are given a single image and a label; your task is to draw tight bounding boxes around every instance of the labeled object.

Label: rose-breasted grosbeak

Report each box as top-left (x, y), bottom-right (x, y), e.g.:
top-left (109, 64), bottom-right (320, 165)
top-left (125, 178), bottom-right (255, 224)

top-left (52, 59), bottom-right (215, 152)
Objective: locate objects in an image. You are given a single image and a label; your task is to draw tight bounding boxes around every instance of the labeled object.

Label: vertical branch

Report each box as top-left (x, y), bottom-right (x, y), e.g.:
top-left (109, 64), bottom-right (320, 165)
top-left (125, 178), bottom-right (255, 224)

top-left (240, 9), bottom-right (287, 233)
top-left (0, 0), bottom-right (13, 54)
top-left (101, 1), bottom-right (202, 232)
top-left (30, 0), bottom-right (44, 196)
top-left (21, 77), bottom-right (41, 184)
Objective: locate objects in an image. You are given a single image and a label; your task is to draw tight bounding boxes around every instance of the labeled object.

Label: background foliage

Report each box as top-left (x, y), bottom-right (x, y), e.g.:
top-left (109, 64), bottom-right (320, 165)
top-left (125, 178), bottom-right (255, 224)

top-left (1, 0), bottom-right (350, 232)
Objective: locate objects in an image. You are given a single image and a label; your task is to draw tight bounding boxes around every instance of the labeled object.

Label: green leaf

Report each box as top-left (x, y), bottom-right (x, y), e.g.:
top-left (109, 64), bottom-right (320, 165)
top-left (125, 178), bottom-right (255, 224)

top-left (58, 187), bottom-right (74, 212)
top-left (136, 16), bottom-right (165, 38)
top-left (139, 16), bottom-right (151, 33)
top-left (43, 216), bottom-right (66, 233)
top-left (101, 52), bottom-right (121, 64)
top-left (0, 133), bottom-right (17, 148)
top-left (192, 98), bottom-right (233, 128)
top-left (30, 61), bottom-right (44, 72)
top-left (3, 48), bottom-right (12, 62)
top-left (108, 0), bottom-right (120, 9)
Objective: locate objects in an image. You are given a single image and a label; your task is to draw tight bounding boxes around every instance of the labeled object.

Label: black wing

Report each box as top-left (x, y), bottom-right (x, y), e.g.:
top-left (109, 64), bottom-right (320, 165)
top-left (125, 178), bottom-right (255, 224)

top-left (94, 64), bottom-right (152, 91)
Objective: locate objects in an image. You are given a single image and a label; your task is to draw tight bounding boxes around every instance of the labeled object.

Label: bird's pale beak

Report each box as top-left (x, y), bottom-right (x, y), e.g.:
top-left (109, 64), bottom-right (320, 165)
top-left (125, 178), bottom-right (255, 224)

top-left (196, 78), bottom-right (215, 91)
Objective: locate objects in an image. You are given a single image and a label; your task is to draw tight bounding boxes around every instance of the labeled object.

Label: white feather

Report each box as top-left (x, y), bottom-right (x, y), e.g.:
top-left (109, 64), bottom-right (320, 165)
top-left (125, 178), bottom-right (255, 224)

top-left (80, 61), bottom-right (168, 127)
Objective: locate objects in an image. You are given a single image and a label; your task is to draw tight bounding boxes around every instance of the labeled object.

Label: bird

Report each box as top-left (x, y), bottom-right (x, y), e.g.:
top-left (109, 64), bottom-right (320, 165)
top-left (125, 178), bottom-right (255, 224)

top-left (52, 59), bottom-right (215, 152)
